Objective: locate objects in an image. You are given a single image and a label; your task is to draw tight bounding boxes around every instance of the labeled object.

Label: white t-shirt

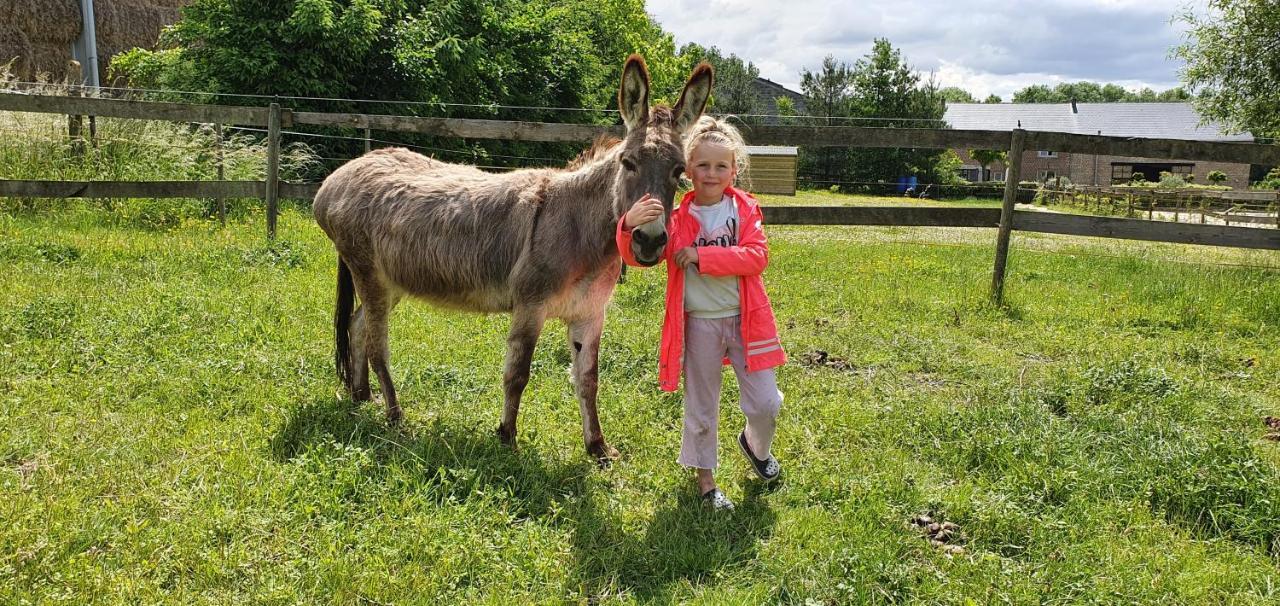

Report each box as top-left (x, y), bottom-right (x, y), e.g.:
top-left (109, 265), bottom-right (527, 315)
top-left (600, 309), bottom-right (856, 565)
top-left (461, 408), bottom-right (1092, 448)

top-left (683, 195), bottom-right (741, 318)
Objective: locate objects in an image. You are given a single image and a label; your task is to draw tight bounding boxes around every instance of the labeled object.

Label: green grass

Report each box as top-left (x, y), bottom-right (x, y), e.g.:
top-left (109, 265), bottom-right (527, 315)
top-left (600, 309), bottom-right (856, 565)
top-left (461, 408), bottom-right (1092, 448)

top-left (2, 200), bottom-right (1278, 604)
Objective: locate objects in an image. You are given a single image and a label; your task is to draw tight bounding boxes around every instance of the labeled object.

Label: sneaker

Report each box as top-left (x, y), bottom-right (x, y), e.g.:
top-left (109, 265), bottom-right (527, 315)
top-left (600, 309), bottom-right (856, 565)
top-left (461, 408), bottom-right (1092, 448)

top-left (738, 430), bottom-right (781, 483)
top-left (701, 487), bottom-right (735, 511)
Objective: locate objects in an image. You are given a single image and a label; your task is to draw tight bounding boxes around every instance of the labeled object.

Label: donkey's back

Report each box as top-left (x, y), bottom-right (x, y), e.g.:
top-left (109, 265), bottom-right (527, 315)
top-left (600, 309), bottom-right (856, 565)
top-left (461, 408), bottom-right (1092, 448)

top-left (314, 147), bottom-right (546, 311)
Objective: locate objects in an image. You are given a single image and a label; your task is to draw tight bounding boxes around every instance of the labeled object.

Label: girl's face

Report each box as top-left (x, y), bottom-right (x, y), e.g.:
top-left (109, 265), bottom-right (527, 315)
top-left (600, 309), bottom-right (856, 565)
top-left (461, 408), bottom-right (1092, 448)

top-left (686, 140), bottom-right (736, 204)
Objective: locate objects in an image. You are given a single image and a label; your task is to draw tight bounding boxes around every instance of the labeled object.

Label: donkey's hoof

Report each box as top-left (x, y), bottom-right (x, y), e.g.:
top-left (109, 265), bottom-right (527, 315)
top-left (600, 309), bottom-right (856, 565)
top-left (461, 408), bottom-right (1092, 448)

top-left (352, 387), bottom-right (372, 403)
top-left (588, 441), bottom-right (620, 468)
top-left (496, 424), bottom-right (517, 446)
top-left (385, 405), bottom-right (403, 425)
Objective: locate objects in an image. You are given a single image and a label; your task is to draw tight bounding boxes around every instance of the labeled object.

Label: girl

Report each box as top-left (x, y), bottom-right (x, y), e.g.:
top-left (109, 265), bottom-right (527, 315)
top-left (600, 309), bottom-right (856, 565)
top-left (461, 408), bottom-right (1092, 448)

top-left (616, 115), bottom-right (786, 511)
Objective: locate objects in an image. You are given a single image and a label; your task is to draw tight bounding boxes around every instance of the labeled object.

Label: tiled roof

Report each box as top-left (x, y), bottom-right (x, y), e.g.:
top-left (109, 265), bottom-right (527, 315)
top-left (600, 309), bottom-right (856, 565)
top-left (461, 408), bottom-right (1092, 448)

top-left (943, 102), bottom-right (1254, 142)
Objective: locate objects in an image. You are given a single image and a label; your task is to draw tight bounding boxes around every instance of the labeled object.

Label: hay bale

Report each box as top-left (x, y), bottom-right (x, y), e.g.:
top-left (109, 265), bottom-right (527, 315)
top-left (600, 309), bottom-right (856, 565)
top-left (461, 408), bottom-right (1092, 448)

top-left (98, 1), bottom-right (180, 52)
top-left (29, 42), bottom-right (74, 81)
top-left (142, 0), bottom-right (190, 9)
top-left (25, 0), bottom-right (82, 44)
top-left (0, 27), bottom-right (33, 79)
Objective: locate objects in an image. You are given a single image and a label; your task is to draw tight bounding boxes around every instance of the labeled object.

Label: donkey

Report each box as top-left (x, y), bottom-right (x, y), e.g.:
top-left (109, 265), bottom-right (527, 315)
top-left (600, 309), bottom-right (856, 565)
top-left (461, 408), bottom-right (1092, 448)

top-left (313, 55), bottom-right (712, 463)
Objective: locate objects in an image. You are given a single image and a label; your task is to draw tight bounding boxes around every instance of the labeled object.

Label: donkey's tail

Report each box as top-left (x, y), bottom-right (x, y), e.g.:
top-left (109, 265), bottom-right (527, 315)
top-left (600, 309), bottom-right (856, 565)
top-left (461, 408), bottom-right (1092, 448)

top-left (334, 257), bottom-right (355, 394)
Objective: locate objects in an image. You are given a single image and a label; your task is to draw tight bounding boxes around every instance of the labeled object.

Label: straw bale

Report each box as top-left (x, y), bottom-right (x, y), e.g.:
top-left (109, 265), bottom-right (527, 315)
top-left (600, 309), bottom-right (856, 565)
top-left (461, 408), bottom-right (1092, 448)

top-left (97, 1), bottom-right (179, 51)
top-left (140, 0), bottom-right (190, 9)
top-left (25, 0), bottom-right (82, 44)
top-left (0, 27), bottom-right (34, 79)
top-left (2, 1), bottom-right (38, 34)
top-left (29, 41), bottom-right (73, 80)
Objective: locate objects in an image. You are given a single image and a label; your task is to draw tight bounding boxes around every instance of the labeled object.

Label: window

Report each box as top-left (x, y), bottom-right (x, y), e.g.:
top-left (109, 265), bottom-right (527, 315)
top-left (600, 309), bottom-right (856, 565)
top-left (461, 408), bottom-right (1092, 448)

top-left (1037, 150), bottom-right (1058, 158)
top-left (1112, 164), bottom-right (1133, 183)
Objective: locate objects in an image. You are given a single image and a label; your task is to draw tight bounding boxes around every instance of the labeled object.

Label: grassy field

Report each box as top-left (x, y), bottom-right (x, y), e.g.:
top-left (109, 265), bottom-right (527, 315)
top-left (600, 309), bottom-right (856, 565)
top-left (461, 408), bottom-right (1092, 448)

top-left (2, 192), bottom-right (1278, 604)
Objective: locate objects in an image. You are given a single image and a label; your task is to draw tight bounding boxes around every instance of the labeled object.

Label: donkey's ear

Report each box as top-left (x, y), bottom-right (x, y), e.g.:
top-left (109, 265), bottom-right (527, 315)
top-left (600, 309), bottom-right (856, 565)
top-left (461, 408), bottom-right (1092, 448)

top-left (618, 54), bottom-right (651, 131)
top-left (672, 62), bottom-right (713, 133)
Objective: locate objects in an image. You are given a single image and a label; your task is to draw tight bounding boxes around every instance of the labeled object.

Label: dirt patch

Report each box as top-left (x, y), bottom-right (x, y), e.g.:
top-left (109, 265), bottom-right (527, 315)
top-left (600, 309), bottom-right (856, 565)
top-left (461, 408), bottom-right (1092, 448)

top-left (1265, 416), bottom-right (1280, 442)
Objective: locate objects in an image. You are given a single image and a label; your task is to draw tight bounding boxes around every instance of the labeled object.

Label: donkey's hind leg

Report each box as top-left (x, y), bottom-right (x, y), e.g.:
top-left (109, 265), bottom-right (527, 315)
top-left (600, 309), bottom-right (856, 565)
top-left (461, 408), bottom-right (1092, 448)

top-left (349, 269), bottom-right (403, 424)
top-left (348, 305), bottom-right (372, 402)
top-left (497, 305), bottom-right (546, 446)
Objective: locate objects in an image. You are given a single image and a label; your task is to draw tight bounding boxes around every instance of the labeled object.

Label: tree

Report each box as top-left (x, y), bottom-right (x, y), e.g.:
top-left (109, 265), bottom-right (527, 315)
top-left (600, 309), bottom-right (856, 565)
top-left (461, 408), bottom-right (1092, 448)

top-left (111, 0), bottom-right (686, 168)
top-left (677, 44), bottom-right (761, 119)
top-left (983, 94), bottom-right (1002, 104)
top-left (845, 39), bottom-right (947, 185)
top-left (797, 41), bottom-right (948, 188)
top-left (969, 149), bottom-right (1007, 182)
top-left (799, 55), bottom-right (855, 185)
top-left (938, 86), bottom-right (976, 103)
top-left (1174, 0), bottom-right (1280, 137)
top-left (774, 96), bottom-right (799, 126)
top-left (1010, 81), bottom-right (1188, 104)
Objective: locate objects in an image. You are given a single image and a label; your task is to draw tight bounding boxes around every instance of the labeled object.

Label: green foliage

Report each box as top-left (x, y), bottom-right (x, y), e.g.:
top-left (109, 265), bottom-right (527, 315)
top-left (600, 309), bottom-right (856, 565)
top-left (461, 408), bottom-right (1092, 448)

top-left (798, 40), bottom-right (947, 189)
top-left (1011, 81), bottom-right (1188, 104)
top-left (110, 0), bottom-right (684, 167)
top-left (1159, 171), bottom-right (1187, 188)
top-left (938, 86), bottom-right (976, 103)
top-left (982, 93), bottom-right (1002, 104)
top-left (969, 149), bottom-right (1007, 182)
top-left (773, 96), bottom-right (798, 126)
top-left (1175, 0), bottom-right (1280, 138)
top-left (675, 44), bottom-right (761, 119)
top-left (1253, 167), bottom-right (1280, 190)
top-left (1207, 170), bottom-right (1228, 184)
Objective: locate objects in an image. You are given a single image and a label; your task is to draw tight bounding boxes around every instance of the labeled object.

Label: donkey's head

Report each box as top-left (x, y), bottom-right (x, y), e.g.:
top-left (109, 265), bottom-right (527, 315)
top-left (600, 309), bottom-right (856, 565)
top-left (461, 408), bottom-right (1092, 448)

top-left (614, 55), bottom-right (713, 266)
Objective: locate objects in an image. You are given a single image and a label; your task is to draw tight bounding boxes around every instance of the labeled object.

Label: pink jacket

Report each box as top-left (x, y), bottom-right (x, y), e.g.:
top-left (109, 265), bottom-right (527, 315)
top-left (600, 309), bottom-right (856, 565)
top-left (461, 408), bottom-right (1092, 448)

top-left (617, 186), bottom-right (786, 392)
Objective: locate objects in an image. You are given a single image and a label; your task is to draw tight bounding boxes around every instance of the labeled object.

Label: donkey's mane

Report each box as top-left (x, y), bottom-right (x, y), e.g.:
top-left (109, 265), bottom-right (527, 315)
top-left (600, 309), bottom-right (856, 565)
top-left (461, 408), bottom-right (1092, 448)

top-left (563, 105), bottom-right (677, 172)
top-left (565, 135), bottom-right (622, 171)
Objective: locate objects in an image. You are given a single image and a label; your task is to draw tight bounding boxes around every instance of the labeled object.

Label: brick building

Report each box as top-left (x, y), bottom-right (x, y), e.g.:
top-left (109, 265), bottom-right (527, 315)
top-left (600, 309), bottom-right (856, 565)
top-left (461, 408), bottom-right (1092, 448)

top-left (944, 102), bottom-right (1256, 189)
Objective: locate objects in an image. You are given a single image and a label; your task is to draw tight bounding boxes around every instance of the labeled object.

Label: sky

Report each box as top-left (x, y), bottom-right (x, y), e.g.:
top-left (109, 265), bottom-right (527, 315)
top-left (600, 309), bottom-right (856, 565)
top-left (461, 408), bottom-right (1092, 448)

top-left (646, 0), bottom-right (1204, 101)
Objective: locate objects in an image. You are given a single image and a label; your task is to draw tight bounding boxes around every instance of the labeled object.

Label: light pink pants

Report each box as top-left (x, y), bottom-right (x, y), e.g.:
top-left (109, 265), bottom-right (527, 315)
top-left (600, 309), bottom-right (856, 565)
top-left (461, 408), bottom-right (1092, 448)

top-left (679, 315), bottom-right (783, 470)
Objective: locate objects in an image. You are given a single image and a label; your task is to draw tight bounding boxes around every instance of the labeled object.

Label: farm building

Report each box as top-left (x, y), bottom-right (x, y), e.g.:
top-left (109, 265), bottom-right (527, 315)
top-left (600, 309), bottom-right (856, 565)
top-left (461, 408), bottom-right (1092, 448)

top-left (0, 0), bottom-right (186, 84)
top-left (745, 145), bottom-right (798, 195)
top-left (944, 102), bottom-right (1257, 189)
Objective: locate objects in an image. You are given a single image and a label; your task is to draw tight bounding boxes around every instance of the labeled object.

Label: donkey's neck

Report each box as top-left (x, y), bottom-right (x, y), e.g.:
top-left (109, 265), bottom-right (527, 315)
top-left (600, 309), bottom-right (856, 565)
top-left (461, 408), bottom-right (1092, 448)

top-left (545, 148), bottom-right (625, 263)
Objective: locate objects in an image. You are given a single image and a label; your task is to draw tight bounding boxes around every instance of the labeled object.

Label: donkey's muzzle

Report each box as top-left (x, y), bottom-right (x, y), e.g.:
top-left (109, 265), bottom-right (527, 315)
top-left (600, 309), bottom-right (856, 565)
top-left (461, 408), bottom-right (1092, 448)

top-left (631, 228), bottom-right (668, 267)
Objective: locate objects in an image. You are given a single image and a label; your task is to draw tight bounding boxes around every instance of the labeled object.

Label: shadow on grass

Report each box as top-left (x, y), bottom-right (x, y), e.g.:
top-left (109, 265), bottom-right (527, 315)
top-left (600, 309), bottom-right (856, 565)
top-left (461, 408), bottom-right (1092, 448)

top-left (273, 397), bottom-right (780, 598)
top-left (271, 397), bottom-right (593, 519)
top-left (567, 477), bottom-right (779, 600)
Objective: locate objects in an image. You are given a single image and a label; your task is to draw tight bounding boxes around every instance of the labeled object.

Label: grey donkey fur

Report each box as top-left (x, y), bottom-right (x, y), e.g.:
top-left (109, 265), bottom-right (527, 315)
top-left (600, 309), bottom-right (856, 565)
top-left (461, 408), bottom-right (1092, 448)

top-left (313, 55), bottom-right (713, 463)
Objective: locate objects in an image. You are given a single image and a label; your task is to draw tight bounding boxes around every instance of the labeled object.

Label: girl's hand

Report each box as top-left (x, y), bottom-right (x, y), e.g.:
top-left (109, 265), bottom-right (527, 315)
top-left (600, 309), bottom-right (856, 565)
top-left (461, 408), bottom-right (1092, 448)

top-left (674, 247), bottom-right (699, 268)
top-left (624, 194), bottom-right (663, 230)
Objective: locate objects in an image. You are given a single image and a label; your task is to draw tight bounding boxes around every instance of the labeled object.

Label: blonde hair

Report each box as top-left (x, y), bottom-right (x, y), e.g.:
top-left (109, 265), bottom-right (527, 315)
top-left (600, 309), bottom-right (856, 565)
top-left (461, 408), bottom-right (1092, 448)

top-left (683, 115), bottom-right (751, 189)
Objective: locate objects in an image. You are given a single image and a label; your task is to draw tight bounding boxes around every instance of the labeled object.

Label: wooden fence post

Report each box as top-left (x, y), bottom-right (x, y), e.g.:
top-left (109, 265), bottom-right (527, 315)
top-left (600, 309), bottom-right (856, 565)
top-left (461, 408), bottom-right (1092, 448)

top-left (214, 122), bottom-right (225, 226)
top-left (266, 102), bottom-right (281, 239)
top-left (990, 128), bottom-right (1025, 305)
top-left (66, 61), bottom-right (84, 156)
top-left (364, 126), bottom-right (371, 154)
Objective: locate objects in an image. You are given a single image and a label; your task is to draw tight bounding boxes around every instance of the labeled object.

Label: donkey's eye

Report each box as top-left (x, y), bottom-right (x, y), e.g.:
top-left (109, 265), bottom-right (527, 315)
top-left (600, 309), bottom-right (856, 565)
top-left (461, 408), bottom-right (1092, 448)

top-left (620, 157), bottom-right (637, 171)
top-left (672, 165), bottom-right (685, 179)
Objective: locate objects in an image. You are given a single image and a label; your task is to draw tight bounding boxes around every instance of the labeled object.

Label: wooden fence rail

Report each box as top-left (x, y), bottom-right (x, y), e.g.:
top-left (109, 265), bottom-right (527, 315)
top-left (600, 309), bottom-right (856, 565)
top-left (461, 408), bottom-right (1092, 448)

top-left (3, 91), bottom-right (1280, 304)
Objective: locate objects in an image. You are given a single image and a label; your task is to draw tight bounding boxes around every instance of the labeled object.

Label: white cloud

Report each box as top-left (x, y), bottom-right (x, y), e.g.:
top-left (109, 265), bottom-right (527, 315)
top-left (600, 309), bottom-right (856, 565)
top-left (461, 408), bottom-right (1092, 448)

top-left (647, 0), bottom-right (1200, 101)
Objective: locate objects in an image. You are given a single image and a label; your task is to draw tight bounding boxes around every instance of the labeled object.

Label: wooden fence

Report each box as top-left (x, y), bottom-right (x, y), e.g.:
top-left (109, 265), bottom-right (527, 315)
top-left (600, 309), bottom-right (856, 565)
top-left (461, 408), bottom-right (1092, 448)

top-left (2, 91), bottom-right (1278, 304)
top-left (1038, 185), bottom-right (1280, 227)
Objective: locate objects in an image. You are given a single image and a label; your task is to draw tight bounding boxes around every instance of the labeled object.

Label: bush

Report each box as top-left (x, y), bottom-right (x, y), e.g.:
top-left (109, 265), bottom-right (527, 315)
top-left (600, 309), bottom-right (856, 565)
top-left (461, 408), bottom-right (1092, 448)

top-left (1253, 167), bottom-right (1280, 190)
top-left (1158, 171), bottom-right (1187, 188)
top-left (1207, 170), bottom-right (1227, 184)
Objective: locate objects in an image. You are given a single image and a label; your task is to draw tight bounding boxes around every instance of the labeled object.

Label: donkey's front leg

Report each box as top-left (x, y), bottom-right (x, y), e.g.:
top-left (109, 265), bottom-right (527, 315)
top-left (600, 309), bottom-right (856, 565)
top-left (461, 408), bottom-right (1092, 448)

top-left (568, 313), bottom-right (619, 465)
top-left (497, 305), bottom-right (546, 446)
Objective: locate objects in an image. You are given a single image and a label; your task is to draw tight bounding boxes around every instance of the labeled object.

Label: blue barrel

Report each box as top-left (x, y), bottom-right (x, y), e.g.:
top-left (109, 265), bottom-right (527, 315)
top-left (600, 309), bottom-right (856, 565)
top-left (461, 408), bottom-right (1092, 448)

top-left (908, 175), bottom-right (918, 191)
top-left (897, 175), bottom-right (908, 193)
